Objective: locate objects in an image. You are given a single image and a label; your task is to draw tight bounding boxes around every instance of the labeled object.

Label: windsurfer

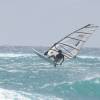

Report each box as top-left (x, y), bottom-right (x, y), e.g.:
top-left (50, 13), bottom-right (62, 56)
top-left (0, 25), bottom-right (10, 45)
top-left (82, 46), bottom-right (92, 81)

top-left (54, 50), bottom-right (64, 66)
top-left (44, 50), bottom-right (64, 66)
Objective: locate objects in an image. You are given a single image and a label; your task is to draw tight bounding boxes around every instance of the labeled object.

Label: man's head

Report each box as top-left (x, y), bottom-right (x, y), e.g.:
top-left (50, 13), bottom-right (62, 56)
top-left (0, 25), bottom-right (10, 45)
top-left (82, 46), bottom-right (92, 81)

top-left (58, 50), bottom-right (62, 53)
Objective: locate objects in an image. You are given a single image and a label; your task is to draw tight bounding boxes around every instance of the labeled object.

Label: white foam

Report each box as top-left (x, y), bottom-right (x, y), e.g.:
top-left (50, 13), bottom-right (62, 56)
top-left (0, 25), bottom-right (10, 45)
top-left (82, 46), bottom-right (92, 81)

top-left (0, 88), bottom-right (31, 100)
top-left (84, 73), bottom-right (100, 81)
top-left (78, 55), bottom-right (100, 60)
top-left (0, 53), bottom-right (34, 58)
top-left (40, 83), bottom-right (51, 89)
top-left (94, 79), bottom-right (100, 84)
top-left (32, 94), bottom-right (63, 100)
top-left (0, 88), bottom-right (63, 100)
top-left (40, 81), bottom-right (72, 89)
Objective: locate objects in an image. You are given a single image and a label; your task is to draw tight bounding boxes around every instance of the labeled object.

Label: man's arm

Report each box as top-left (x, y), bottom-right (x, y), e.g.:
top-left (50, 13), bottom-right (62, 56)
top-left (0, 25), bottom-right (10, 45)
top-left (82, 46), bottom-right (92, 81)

top-left (44, 51), bottom-right (48, 55)
top-left (60, 55), bottom-right (64, 65)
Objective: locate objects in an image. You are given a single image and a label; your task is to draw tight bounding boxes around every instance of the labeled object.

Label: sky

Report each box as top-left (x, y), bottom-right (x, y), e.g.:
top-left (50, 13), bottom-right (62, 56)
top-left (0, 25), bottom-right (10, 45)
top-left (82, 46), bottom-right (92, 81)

top-left (0, 0), bottom-right (100, 48)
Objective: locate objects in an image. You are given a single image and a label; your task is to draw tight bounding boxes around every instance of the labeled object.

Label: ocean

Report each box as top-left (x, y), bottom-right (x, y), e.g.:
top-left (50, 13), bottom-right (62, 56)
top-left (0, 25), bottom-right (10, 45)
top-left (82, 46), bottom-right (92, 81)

top-left (0, 46), bottom-right (100, 100)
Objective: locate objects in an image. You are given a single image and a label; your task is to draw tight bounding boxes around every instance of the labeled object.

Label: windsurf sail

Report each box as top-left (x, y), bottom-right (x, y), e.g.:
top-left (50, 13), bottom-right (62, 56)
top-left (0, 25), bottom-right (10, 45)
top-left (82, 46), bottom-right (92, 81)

top-left (46, 24), bottom-right (99, 60)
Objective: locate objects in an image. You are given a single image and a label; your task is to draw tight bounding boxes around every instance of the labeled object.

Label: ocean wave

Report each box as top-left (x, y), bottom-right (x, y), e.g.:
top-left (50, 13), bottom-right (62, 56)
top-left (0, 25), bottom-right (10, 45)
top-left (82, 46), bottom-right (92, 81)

top-left (0, 53), bottom-right (35, 58)
top-left (84, 73), bottom-right (100, 81)
top-left (78, 55), bottom-right (100, 60)
top-left (39, 74), bottom-right (100, 97)
top-left (0, 88), bottom-right (31, 100)
top-left (0, 88), bottom-right (63, 100)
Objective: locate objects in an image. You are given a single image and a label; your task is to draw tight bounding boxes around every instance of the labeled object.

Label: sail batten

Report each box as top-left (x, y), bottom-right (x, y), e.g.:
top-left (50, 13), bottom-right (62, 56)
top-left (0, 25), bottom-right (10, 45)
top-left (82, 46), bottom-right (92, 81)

top-left (76, 32), bottom-right (93, 34)
top-left (59, 43), bottom-right (80, 51)
top-left (67, 36), bottom-right (86, 42)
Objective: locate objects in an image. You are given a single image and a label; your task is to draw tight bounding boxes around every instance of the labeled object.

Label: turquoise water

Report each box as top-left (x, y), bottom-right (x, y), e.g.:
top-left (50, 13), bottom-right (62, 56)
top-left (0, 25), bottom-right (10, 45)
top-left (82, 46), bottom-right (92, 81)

top-left (0, 46), bottom-right (100, 100)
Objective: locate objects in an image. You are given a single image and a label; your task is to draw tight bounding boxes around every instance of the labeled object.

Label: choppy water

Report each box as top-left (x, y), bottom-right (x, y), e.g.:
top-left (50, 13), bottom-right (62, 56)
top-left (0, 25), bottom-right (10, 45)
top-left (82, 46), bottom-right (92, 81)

top-left (0, 46), bottom-right (100, 100)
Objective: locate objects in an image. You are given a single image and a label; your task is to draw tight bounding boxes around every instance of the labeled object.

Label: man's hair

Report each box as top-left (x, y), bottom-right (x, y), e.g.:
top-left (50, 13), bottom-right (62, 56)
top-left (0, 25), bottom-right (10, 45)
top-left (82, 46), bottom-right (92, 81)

top-left (58, 50), bottom-right (62, 53)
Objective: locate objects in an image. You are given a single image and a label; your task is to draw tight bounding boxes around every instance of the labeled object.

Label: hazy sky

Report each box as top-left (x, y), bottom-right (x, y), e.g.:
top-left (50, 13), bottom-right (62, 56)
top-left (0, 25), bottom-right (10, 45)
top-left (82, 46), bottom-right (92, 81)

top-left (0, 0), bottom-right (100, 48)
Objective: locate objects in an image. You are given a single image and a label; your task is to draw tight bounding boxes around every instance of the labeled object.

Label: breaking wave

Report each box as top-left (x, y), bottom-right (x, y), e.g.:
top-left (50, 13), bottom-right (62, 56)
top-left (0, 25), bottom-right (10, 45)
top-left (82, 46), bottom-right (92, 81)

top-left (0, 88), bottom-right (62, 100)
top-left (78, 55), bottom-right (100, 60)
top-left (0, 53), bottom-right (35, 58)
